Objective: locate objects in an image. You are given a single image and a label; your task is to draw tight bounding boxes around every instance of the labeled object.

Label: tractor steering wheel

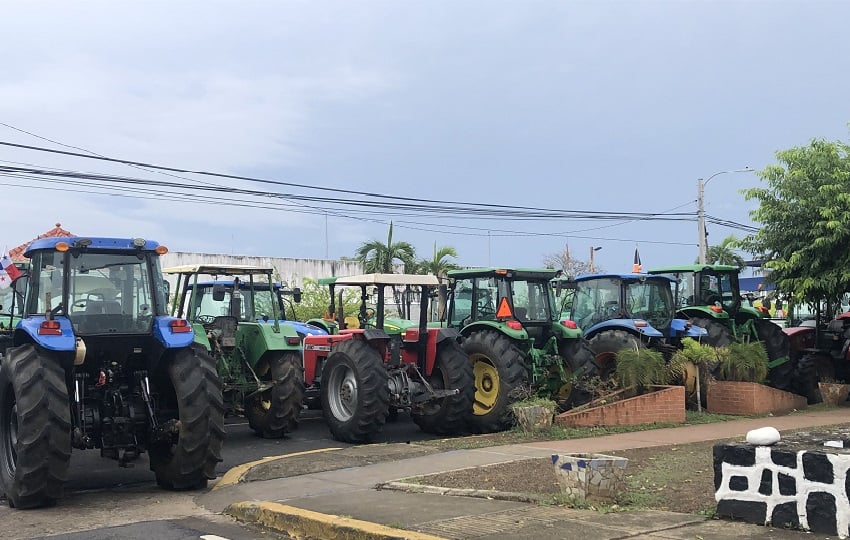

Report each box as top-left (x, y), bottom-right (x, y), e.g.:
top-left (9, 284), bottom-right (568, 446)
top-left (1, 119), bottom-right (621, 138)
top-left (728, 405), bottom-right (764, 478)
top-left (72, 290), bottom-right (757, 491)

top-left (195, 314), bottom-right (216, 325)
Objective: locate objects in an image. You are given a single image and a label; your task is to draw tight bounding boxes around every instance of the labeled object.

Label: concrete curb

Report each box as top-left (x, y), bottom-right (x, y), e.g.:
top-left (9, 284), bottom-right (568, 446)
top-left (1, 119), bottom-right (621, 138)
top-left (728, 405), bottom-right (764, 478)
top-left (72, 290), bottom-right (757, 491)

top-left (376, 480), bottom-right (544, 503)
top-left (225, 501), bottom-right (448, 540)
top-left (213, 447), bottom-right (342, 490)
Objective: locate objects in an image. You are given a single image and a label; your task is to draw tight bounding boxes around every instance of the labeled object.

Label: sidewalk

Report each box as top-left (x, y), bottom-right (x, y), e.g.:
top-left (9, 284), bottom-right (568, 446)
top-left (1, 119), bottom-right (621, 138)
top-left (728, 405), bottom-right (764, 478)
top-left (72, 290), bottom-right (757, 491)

top-left (201, 408), bottom-right (850, 540)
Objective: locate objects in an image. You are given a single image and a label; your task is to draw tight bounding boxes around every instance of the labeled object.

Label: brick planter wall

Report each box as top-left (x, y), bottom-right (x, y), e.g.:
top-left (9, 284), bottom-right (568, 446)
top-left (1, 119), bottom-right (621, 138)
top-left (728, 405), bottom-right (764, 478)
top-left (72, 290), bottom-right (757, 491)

top-left (707, 381), bottom-right (807, 416)
top-left (555, 385), bottom-right (685, 428)
top-left (714, 443), bottom-right (850, 538)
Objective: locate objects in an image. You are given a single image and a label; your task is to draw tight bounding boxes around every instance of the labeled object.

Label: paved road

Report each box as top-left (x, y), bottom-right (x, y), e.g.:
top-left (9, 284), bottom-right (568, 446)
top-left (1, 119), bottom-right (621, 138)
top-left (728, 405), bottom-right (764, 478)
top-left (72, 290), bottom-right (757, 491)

top-left (0, 409), bottom-right (438, 540)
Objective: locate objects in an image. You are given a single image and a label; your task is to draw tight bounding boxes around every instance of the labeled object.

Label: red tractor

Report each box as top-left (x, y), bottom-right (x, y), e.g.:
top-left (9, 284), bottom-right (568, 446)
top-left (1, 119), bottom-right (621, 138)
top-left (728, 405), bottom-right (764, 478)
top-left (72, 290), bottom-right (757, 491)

top-left (302, 273), bottom-right (473, 443)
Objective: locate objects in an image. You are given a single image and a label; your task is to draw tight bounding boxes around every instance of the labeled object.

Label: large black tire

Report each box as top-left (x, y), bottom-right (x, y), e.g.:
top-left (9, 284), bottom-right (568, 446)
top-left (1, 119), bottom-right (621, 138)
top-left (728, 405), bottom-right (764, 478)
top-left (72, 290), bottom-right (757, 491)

top-left (149, 346), bottom-right (225, 490)
top-left (412, 339), bottom-right (474, 435)
top-left (754, 319), bottom-right (795, 393)
top-left (321, 339), bottom-right (389, 443)
top-left (557, 338), bottom-right (599, 409)
top-left (588, 329), bottom-right (643, 379)
top-left (793, 353), bottom-right (823, 404)
top-left (245, 351), bottom-right (304, 438)
top-left (689, 317), bottom-right (733, 348)
top-left (0, 344), bottom-right (71, 509)
top-left (462, 330), bottom-right (528, 434)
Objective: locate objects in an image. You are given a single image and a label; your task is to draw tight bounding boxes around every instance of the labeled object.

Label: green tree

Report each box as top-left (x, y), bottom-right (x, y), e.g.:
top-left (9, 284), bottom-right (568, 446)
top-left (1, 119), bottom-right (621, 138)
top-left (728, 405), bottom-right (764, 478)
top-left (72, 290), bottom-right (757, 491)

top-left (288, 278), bottom-right (361, 321)
top-left (414, 242), bottom-right (460, 320)
top-left (740, 137), bottom-right (850, 306)
top-left (702, 235), bottom-right (746, 270)
top-left (354, 222), bottom-right (416, 274)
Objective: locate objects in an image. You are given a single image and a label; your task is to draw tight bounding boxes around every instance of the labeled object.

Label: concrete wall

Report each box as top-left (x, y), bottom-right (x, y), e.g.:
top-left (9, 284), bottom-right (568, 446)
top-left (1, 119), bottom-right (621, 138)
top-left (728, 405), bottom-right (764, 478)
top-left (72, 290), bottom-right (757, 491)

top-left (160, 252), bottom-right (365, 287)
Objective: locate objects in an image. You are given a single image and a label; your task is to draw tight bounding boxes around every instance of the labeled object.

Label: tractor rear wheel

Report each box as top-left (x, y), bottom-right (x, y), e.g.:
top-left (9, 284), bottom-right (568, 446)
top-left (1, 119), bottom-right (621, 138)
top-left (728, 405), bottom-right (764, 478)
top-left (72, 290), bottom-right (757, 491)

top-left (321, 339), bottom-right (389, 443)
top-left (754, 319), bottom-right (797, 394)
top-left (557, 339), bottom-right (599, 409)
top-left (246, 351), bottom-right (304, 438)
top-left (0, 344), bottom-right (71, 509)
top-left (412, 339), bottom-right (474, 435)
top-left (588, 329), bottom-right (642, 379)
top-left (688, 317), bottom-right (733, 348)
top-left (794, 353), bottom-right (823, 404)
top-left (462, 330), bottom-right (528, 434)
top-left (150, 346), bottom-right (225, 490)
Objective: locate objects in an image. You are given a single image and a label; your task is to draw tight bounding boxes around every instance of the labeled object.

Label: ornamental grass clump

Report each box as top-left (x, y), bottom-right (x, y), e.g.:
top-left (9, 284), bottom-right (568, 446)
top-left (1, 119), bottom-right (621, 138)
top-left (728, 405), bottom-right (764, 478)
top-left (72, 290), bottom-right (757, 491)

top-left (716, 340), bottom-right (768, 383)
top-left (614, 347), bottom-right (669, 397)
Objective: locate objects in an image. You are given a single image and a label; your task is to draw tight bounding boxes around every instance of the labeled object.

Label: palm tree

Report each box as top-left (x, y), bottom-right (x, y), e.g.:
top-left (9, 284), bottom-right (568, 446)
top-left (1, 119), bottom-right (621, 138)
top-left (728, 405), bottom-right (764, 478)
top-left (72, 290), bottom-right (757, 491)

top-left (354, 222), bottom-right (416, 274)
top-left (706, 235), bottom-right (746, 270)
top-left (417, 242), bottom-right (460, 320)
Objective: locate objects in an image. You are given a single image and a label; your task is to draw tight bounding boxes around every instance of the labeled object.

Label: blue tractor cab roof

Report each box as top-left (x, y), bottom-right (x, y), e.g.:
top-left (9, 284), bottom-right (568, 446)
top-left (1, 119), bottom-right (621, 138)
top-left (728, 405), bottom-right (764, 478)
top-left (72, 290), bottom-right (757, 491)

top-left (25, 236), bottom-right (163, 256)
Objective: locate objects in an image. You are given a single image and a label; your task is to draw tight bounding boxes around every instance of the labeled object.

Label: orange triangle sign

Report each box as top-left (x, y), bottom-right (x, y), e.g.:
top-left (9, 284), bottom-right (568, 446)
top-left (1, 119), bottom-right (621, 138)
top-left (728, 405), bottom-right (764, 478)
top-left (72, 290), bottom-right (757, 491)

top-left (496, 297), bottom-right (513, 318)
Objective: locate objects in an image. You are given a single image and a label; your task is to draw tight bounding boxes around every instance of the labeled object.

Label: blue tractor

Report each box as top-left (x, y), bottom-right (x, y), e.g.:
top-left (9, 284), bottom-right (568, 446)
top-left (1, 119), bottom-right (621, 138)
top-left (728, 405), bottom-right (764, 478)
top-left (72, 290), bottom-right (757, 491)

top-left (569, 273), bottom-right (706, 377)
top-left (0, 237), bottom-right (225, 509)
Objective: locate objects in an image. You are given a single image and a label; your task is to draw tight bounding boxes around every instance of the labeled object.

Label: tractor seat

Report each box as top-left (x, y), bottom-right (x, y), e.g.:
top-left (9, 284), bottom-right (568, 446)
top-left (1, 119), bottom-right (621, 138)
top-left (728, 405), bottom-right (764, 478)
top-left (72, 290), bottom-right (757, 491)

top-left (343, 316), bottom-right (360, 329)
top-left (85, 300), bottom-right (122, 315)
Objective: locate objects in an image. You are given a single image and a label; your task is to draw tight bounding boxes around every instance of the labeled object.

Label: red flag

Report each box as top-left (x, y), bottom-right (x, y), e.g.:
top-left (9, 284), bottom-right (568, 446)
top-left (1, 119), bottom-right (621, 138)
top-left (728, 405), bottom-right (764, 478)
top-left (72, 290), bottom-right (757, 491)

top-left (632, 247), bottom-right (642, 273)
top-left (1, 254), bottom-right (21, 281)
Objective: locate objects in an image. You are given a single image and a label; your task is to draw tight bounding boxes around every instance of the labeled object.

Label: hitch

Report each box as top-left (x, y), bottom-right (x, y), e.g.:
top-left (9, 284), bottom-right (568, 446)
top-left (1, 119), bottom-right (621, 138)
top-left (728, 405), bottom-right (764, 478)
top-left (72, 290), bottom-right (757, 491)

top-left (151, 419), bottom-right (181, 445)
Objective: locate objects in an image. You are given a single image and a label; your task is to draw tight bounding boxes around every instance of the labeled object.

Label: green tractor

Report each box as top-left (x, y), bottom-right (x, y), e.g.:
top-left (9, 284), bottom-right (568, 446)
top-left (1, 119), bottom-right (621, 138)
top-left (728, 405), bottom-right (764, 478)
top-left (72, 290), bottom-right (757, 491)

top-left (442, 268), bottom-right (598, 433)
top-left (647, 264), bottom-right (806, 398)
top-left (164, 264), bottom-right (304, 438)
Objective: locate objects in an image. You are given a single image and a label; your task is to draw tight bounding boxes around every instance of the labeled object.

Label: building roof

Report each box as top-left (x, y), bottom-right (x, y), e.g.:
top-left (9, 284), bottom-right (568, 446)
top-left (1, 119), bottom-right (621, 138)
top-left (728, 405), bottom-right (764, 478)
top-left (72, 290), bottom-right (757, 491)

top-left (8, 223), bottom-right (75, 261)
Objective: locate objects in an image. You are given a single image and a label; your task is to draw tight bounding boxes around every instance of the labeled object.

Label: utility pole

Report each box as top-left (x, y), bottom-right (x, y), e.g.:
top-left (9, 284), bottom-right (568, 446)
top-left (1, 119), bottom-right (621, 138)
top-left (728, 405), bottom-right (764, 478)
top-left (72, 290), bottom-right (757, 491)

top-left (697, 168), bottom-right (753, 264)
top-left (590, 246), bottom-right (601, 273)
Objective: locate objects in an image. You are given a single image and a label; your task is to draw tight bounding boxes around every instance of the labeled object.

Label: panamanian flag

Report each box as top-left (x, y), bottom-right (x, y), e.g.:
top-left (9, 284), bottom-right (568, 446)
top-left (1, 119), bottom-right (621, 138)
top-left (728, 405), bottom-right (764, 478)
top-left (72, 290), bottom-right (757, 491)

top-left (0, 253), bottom-right (21, 289)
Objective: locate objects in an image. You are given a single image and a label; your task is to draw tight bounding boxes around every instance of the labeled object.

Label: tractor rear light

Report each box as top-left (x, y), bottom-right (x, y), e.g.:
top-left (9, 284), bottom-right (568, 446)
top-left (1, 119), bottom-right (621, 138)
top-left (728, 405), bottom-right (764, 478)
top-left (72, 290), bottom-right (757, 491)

top-left (286, 336), bottom-right (301, 345)
top-left (561, 320), bottom-right (578, 329)
top-left (38, 320), bottom-right (62, 335)
top-left (506, 320), bottom-right (523, 330)
top-left (634, 320), bottom-right (647, 327)
top-left (169, 319), bottom-right (192, 333)
top-left (710, 305), bottom-right (724, 313)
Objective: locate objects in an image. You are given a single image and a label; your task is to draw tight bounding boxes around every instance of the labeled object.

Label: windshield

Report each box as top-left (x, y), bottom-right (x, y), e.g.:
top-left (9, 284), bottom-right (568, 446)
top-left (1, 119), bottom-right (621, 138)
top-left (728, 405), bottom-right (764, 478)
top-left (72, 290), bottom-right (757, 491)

top-left (27, 250), bottom-right (162, 335)
top-left (572, 278), bottom-right (620, 330)
top-left (625, 279), bottom-right (673, 330)
top-left (187, 281), bottom-right (277, 322)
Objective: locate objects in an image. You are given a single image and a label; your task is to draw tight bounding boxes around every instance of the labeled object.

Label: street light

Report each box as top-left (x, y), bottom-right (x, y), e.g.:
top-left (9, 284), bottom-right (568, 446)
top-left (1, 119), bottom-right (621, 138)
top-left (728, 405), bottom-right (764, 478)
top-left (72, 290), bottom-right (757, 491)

top-left (589, 246), bottom-right (602, 273)
top-left (697, 168), bottom-right (753, 264)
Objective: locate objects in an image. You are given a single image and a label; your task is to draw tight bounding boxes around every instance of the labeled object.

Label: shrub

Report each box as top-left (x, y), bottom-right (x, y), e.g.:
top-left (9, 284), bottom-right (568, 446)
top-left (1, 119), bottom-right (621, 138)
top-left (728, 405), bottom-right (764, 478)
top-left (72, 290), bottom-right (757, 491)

top-left (614, 347), bottom-right (669, 395)
top-left (716, 340), bottom-right (768, 383)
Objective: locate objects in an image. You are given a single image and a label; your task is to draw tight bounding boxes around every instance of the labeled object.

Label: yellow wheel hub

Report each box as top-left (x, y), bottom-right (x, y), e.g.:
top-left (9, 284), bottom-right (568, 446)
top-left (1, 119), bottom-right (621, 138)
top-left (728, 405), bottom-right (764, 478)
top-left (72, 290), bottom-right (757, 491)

top-left (552, 364), bottom-right (573, 401)
top-left (472, 356), bottom-right (500, 416)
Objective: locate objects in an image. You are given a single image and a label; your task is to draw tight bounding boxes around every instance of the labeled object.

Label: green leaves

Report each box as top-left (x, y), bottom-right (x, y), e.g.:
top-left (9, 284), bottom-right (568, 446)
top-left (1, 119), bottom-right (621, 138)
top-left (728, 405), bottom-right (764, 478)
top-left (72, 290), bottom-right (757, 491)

top-left (742, 137), bottom-right (850, 306)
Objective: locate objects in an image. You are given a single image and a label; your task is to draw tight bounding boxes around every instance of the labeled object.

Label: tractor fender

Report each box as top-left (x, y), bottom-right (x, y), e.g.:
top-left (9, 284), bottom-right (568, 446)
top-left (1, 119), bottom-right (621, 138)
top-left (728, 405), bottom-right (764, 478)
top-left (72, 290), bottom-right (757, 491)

top-left (738, 306), bottom-right (768, 320)
top-left (433, 327), bottom-right (462, 344)
top-left (460, 320), bottom-right (527, 341)
top-left (550, 321), bottom-right (583, 340)
top-left (16, 316), bottom-right (76, 351)
top-left (306, 318), bottom-right (339, 335)
top-left (677, 306), bottom-right (730, 321)
top-left (670, 318), bottom-right (708, 338)
top-left (240, 323), bottom-right (302, 369)
top-left (584, 319), bottom-right (664, 340)
top-left (188, 322), bottom-right (212, 351)
top-left (152, 316), bottom-right (198, 349)
top-left (783, 325), bottom-right (816, 352)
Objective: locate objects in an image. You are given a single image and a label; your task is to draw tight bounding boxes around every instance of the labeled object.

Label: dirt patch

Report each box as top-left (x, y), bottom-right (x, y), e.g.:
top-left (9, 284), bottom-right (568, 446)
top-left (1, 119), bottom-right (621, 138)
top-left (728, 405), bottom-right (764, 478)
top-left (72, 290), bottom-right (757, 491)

top-left (403, 439), bottom-right (728, 514)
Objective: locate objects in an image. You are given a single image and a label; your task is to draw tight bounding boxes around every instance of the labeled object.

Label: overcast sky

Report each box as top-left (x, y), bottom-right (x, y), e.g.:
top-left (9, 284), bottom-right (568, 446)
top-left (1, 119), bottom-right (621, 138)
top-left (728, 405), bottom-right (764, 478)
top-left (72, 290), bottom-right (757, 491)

top-left (1, 1), bottom-right (848, 274)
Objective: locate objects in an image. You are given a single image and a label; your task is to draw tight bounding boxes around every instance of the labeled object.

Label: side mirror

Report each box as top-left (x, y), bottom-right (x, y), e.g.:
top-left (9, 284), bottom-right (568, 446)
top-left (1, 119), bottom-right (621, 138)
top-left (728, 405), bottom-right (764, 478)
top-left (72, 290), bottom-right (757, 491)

top-left (162, 279), bottom-right (171, 299)
top-left (212, 284), bottom-right (226, 302)
top-left (555, 281), bottom-right (563, 297)
top-left (292, 287), bottom-right (302, 303)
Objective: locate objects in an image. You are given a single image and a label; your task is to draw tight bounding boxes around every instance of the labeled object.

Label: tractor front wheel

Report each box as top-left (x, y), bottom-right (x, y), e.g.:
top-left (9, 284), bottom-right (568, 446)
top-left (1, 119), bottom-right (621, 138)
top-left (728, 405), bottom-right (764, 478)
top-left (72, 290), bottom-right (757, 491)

top-left (150, 346), bottom-right (225, 490)
top-left (557, 339), bottom-right (599, 409)
top-left (246, 351), bottom-right (304, 438)
top-left (321, 339), bottom-right (389, 443)
top-left (412, 339), bottom-right (474, 435)
top-left (0, 344), bottom-right (71, 509)
top-left (794, 353), bottom-right (823, 404)
top-left (588, 329), bottom-right (642, 379)
top-left (688, 317), bottom-right (733, 348)
top-left (462, 330), bottom-right (528, 434)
